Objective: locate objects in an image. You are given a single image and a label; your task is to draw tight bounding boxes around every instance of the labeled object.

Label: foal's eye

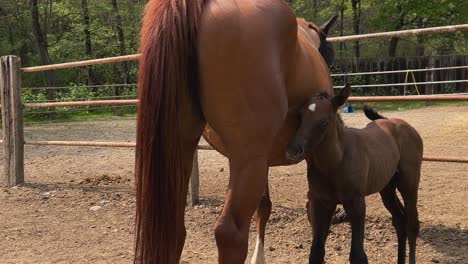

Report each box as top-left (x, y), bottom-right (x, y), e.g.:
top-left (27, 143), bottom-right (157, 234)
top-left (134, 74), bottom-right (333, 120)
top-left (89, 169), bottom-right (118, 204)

top-left (320, 121), bottom-right (329, 128)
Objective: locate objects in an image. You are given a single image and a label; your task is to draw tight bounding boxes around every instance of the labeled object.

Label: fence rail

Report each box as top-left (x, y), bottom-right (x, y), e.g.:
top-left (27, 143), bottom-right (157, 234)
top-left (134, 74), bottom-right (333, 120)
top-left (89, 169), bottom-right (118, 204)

top-left (22, 140), bottom-right (468, 164)
top-left (24, 99), bottom-right (138, 108)
top-left (25, 140), bottom-right (213, 150)
top-left (336, 80), bottom-right (467, 89)
top-left (327, 24), bottom-right (468, 43)
top-left (348, 94), bottom-right (468, 102)
top-left (19, 24), bottom-right (468, 73)
top-left (331, 65), bottom-right (468, 77)
top-left (423, 156), bottom-right (468, 163)
top-left (21, 54), bottom-right (141, 73)
top-left (21, 94), bottom-right (468, 109)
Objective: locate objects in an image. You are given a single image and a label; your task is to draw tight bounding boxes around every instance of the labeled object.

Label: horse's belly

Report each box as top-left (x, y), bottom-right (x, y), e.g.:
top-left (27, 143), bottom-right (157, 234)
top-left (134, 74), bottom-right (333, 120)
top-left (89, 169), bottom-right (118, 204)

top-left (365, 152), bottom-right (400, 195)
top-left (202, 113), bottom-right (300, 167)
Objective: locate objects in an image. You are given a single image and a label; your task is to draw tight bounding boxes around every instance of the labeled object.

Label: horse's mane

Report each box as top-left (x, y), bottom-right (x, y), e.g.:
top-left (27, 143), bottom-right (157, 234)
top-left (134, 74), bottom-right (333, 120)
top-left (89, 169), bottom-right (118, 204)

top-left (319, 37), bottom-right (334, 67)
top-left (306, 21), bottom-right (335, 66)
top-left (313, 25), bottom-right (335, 66)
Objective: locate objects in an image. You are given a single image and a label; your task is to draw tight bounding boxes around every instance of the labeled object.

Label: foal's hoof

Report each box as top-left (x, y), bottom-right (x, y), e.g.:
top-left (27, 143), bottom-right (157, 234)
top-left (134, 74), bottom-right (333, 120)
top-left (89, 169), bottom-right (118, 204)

top-left (332, 208), bottom-right (349, 224)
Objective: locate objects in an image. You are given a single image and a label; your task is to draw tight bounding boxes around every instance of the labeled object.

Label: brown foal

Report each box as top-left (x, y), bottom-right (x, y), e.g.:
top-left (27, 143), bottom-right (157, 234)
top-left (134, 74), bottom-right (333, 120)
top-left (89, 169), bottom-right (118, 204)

top-left (286, 84), bottom-right (423, 264)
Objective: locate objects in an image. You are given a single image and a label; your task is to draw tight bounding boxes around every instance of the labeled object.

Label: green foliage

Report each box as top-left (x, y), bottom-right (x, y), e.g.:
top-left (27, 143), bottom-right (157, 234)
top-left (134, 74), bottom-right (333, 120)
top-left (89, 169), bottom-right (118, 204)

top-left (0, 0), bottom-right (466, 122)
top-left (290, 0), bottom-right (467, 58)
top-left (0, 0), bottom-right (145, 87)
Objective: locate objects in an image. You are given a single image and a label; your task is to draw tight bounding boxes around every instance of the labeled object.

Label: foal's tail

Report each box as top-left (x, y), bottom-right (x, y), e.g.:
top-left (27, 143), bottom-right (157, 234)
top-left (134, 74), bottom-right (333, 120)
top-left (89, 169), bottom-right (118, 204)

top-left (135, 0), bottom-right (205, 263)
top-left (363, 105), bottom-right (387, 120)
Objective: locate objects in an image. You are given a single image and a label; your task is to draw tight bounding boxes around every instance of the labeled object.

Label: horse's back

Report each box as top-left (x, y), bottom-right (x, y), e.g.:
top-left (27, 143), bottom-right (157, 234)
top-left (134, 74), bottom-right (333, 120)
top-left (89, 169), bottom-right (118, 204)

top-left (372, 118), bottom-right (423, 157)
top-left (361, 118), bottom-right (423, 193)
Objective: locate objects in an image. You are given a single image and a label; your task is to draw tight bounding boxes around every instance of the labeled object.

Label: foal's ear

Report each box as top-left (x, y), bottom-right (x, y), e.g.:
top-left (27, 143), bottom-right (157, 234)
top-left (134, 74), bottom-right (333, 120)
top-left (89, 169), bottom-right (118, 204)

top-left (332, 83), bottom-right (351, 108)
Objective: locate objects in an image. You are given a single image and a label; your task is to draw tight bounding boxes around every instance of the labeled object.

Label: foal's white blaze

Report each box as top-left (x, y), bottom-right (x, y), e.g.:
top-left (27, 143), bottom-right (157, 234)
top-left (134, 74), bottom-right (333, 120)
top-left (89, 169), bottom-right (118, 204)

top-left (251, 235), bottom-right (265, 264)
top-left (308, 103), bottom-right (317, 112)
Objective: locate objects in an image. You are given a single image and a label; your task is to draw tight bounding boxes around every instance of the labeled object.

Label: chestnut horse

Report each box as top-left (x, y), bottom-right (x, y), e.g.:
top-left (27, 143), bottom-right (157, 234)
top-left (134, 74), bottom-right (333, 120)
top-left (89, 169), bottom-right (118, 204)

top-left (135, 0), bottom-right (336, 263)
top-left (286, 84), bottom-right (423, 264)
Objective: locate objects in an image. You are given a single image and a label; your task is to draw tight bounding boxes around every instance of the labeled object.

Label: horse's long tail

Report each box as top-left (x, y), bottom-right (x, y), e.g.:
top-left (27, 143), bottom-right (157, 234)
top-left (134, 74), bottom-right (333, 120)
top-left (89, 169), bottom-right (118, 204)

top-left (363, 105), bottom-right (387, 120)
top-left (135, 0), bottom-right (205, 263)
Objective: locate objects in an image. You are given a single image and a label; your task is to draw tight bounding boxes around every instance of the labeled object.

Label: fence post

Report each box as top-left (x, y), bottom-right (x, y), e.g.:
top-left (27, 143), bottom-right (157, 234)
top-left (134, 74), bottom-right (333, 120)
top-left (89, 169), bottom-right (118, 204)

top-left (0, 56), bottom-right (24, 187)
top-left (189, 149), bottom-right (200, 206)
top-left (425, 57), bottom-right (435, 106)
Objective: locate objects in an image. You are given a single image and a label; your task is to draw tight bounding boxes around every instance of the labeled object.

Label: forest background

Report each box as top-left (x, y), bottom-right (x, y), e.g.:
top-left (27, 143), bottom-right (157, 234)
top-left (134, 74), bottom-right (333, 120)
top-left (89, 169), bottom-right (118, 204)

top-left (0, 0), bottom-right (466, 118)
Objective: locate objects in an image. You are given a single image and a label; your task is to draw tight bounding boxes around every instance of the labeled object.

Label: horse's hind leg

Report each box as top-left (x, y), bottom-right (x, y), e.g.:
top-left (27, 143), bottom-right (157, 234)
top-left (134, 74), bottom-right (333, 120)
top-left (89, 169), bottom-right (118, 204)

top-left (380, 175), bottom-right (407, 264)
top-left (403, 194), bottom-right (419, 264)
top-left (397, 167), bottom-right (421, 264)
top-left (251, 181), bottom-right (272, 264)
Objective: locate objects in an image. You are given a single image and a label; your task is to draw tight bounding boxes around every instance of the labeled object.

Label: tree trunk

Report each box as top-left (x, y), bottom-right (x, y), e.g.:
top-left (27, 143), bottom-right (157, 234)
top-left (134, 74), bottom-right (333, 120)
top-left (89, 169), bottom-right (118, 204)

top-left (351, 0), bottom-right (360, 58)
top-left (388, 5), bottom-right (405, 57)
top-left (425, 57), bottom-right (435, 106)
top-left (312, 0), bottom-right (317, 21)
top-left (388, 38), bottom-right (399, 57)
top-left (415, 17), bottom-right (425, 56)
top-left (30, 0), bottom-right (56, 108)
top-left (81, 0), bottom-right (96, 86)
top-left (339, 0), bottom-right (345, 59)
top-left (111, 0), bottom-right (128, 116)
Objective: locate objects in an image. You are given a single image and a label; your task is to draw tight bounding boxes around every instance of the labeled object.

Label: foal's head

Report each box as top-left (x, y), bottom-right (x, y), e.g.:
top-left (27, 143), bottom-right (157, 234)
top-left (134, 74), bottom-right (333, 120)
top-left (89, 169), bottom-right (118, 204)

top-left (286, 84), bottom-right (351, 163)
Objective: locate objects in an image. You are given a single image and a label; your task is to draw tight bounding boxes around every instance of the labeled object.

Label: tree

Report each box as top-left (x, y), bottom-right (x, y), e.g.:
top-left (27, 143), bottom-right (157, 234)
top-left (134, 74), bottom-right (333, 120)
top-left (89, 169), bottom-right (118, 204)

top-left (112, 0), bottom-right (129, 84)
top-left (30, 0), bottom-right (56, 103)
top-left (351, 0), bottom-right (361, 58)
top-left (81, 0), bottom-right (96, 85)
top-left (369, 0), bottom-right (466, 57)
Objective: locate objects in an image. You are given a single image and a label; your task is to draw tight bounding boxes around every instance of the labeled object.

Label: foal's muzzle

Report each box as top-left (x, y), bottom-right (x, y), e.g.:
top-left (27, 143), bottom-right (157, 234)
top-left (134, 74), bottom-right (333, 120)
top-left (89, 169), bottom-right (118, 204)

top-left (285, 146), bottom-right (305, 163)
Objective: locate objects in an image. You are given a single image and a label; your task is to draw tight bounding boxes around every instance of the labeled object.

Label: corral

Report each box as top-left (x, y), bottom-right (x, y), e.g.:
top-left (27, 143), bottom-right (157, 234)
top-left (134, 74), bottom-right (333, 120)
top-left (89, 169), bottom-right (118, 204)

top-left (0, 23), bottom-right (467, 263)
top-left (0, 106), bottom-right (466, 263)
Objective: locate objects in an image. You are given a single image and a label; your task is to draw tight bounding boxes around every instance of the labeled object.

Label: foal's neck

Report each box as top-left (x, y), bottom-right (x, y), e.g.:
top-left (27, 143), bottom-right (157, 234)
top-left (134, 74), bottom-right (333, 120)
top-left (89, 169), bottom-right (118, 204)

top-left (309, 120), bottom-right (345, 172)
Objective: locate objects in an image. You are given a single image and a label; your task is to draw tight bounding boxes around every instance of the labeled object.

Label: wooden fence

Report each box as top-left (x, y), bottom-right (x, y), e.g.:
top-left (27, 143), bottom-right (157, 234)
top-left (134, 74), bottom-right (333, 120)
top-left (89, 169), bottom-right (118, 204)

top-left (2, 24), bottom-right (468, 207)
top-left (333, 55), bottom-right (468, 96)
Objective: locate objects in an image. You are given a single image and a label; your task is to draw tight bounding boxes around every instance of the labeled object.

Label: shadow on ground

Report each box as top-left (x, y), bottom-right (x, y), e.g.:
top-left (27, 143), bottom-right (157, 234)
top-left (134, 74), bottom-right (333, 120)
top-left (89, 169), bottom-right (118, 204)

top-left (420, 223), bottom-right (468, 264)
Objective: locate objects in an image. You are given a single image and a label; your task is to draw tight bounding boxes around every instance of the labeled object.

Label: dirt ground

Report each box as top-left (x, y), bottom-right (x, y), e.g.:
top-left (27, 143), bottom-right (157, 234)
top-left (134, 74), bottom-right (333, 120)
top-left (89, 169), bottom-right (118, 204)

top-left (0, 105), bottom-right (467, 264)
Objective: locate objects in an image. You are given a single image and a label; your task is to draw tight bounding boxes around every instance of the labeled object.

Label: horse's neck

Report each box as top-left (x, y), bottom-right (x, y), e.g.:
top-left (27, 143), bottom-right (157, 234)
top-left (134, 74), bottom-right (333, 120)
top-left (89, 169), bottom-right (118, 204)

top-left (287, 29), bottom-right (332, 108)
top-left (309, 122), bottom-right (345, 172)
top-left (297, 26), bottom-right (320, 49)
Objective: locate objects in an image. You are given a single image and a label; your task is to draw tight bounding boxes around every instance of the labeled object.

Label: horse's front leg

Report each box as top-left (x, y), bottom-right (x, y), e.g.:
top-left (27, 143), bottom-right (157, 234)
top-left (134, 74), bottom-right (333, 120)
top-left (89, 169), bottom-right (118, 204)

top-left (251, 182), bottom-right (272, 264)
top-left (308, 196), bottom-right (337, 264)
top-left (342, 196), bottom-right (368, 264)
top-left (215, 156), bottom-right (269, 264)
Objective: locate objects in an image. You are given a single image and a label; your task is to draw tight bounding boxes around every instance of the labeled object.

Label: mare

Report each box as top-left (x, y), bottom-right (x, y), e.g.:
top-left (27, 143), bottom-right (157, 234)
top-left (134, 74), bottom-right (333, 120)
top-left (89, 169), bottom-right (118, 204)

top-left (135, 0), bottom-right (337, 263)
top-left (286, 84), bottom-right (423, 264)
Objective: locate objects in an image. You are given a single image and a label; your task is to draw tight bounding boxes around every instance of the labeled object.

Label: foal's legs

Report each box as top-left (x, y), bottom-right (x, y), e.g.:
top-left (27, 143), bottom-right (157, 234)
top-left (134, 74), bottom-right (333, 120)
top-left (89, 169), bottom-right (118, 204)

top-left (401, 193), bottom-right (419, 264)
top-left (251, 182), bottom-right (272, 264)
top-left (343, 196), bottom-right (368, 264)
top-left (397, 171), bottom-right (421, 264)
top-left (308, 197), bottom-right (337, 264)
top-left (380, 176), bottom-right (407, 264)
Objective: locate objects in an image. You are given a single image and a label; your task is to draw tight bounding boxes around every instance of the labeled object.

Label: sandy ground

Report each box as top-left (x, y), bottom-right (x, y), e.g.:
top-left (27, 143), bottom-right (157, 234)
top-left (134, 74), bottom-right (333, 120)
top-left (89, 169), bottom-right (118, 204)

top-left (0, 105), bottom-right (467, 264)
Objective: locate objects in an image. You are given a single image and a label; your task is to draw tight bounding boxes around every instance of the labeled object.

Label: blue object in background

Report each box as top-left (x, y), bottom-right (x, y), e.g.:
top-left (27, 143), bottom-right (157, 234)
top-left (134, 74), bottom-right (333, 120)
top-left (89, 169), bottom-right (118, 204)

top-left (343, 104), bottom-right (355, 113)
